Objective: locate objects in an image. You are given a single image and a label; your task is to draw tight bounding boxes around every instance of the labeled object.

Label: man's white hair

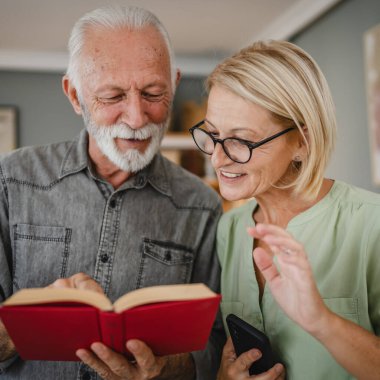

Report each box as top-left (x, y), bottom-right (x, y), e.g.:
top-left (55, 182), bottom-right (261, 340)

top-left (66, 5), bottom-right (177, 95)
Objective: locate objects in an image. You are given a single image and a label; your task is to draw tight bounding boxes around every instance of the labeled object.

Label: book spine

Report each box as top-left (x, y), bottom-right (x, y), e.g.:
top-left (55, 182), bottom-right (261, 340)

top-left (99, 312), bottom-right (125, 354)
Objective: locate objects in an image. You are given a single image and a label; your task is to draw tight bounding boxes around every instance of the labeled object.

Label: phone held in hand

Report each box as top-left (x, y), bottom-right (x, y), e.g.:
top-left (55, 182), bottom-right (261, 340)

top-left (226, 313), bottom-right (277, 375)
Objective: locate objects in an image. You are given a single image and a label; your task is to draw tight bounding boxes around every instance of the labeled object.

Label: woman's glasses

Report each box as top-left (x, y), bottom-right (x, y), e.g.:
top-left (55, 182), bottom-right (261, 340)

top-left (189, 120), bottom-right (295, 164)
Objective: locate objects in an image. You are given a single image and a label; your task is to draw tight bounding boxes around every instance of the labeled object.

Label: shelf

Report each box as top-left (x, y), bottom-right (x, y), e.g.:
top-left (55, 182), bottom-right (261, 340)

top-left (161, 133), bottom-right (194, 150)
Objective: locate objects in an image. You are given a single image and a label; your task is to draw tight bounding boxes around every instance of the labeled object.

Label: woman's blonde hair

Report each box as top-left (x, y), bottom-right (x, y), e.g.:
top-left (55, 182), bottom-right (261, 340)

top-left (207, 40), bottom-right (336, 200)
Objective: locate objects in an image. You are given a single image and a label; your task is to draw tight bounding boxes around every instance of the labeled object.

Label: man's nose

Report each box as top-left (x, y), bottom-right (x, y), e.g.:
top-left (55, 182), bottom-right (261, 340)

top-left (120, 92), bottom-right (147, 129)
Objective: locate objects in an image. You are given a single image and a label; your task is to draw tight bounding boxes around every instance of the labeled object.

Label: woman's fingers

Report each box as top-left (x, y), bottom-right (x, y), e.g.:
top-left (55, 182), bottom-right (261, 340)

top-left (253, 248), bottom-right (280, 283)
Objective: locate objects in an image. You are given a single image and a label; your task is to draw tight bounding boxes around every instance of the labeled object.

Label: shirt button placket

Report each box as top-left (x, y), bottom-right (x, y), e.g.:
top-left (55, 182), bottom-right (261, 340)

top-left (93, 195), bottom-right (119, 296)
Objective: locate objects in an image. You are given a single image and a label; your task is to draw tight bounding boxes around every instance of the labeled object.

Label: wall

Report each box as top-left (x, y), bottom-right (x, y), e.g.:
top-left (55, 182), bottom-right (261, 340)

top-left (291, 0), bottom-right (380, 192)
top-left (0, 70), bottom-right (82, 147)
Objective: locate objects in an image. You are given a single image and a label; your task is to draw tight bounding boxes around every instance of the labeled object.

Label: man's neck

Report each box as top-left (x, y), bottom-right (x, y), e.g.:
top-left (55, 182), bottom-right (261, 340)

top-left (92, 160), bottom-right (133, 189)
top-left (88, 138), bottom-right (134, 189)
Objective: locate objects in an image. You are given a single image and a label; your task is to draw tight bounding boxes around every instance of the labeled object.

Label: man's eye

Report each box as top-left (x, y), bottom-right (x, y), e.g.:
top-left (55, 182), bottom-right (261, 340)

top-left (98, 95), bottom-right (123, 104)
top-left (141, 92), bottom-right (163, 101)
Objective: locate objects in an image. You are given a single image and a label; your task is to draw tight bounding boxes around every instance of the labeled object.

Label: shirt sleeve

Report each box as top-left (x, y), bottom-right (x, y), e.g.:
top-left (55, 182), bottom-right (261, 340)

top-left (190, 201), bottom-right (227, 380)
top-left (0, 164), bottom-right (12, 301)
top-left (0, 164), bottom-right (17, 370)
top-left (0, 355), bottom-right (19, 374)
top-left (366, 219), bottom-right (380, 336)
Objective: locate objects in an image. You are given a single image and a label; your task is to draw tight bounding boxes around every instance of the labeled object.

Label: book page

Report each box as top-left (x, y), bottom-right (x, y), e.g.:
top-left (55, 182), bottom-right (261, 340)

top-left (113, 283), bottom-right (216, 313)
top-left (1, 288), bottom-right (113, 311)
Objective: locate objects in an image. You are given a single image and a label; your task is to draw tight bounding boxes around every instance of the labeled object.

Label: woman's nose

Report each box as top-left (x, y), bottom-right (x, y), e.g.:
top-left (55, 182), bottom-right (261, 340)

top-left (211, 142), bottom-right (231, 168)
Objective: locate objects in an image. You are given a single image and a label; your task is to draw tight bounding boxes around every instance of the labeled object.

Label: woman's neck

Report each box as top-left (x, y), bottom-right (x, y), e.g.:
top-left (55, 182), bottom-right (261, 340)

top-left (252, 178), bottom-right (334, 228)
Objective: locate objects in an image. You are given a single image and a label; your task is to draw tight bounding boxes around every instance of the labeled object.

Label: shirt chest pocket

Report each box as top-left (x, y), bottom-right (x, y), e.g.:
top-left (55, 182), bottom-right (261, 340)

top-left (136, 239), bottom-right (194, 288)
top-left (323, 297), bottom-right (359, 324)
top-left (12, 224), bottom-right (72, 290)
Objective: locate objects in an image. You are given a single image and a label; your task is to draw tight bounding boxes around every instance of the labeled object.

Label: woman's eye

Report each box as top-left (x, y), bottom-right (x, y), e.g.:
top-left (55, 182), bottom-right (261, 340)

top-left (204, 127), bottom-right (218, 136)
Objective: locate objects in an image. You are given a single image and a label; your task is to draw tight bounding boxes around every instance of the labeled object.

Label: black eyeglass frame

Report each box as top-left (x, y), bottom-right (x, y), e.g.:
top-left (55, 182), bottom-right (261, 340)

top-left (189, 120), bottom-right (296, 164)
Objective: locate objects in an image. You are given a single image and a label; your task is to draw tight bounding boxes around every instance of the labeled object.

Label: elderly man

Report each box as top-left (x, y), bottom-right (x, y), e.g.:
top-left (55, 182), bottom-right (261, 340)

top-left (0, 6), bottom-right (224, 380)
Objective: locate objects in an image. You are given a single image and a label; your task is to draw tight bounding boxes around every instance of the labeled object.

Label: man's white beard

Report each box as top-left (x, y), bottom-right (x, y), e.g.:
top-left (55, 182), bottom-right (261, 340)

top-left (84, 113), bottom-right (168, 173)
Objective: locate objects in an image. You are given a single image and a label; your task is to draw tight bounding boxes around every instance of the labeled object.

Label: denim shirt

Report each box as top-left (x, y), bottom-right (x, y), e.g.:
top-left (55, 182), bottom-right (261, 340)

top-left (0, 130), bottom-right (225, 379)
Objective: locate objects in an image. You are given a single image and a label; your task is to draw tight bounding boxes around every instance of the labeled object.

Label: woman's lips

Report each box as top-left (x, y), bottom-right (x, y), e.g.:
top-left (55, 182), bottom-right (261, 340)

top-left (219, 170), bottom-right (246, 181)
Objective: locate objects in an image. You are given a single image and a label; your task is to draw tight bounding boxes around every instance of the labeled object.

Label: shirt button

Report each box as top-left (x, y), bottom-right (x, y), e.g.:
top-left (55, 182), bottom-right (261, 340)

top-left (100, 254), bottom-right (109, 263)
top-left (82, 371), bottom-right (91, 380)
top-left (109, 199), bottom-right (116, 208)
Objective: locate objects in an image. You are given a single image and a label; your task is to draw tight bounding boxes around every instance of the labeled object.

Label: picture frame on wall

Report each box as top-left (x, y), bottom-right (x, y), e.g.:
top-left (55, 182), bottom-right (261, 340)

top-left (0, 106), bottom-right (17, 153)
top-left (364, 24), bottom-right (380, 186)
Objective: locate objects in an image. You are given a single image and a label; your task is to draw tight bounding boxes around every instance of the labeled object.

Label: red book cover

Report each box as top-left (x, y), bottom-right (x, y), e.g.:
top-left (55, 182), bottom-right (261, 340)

top-left (0, 284), bottom-right (221, 361)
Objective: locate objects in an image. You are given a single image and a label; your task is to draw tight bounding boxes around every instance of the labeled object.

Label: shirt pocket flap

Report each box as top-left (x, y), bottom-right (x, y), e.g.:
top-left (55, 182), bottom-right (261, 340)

top-left (142, 239), bottom-right (193, 266)
top-left (14, 223), bottom-right (68, 241)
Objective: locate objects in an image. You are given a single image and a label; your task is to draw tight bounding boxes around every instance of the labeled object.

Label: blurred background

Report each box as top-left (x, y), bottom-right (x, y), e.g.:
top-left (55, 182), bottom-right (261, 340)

top-left (0, 0), bottom-right (380, 208)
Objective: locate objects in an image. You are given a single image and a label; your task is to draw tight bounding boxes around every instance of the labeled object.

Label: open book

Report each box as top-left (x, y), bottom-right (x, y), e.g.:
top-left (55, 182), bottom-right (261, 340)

top-left (0, 283), bottom-right (221, 361)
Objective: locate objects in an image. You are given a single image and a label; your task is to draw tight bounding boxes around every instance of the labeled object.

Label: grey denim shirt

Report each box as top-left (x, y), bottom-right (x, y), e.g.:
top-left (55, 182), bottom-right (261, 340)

top-left (0, 130), bottom-right (225, 380)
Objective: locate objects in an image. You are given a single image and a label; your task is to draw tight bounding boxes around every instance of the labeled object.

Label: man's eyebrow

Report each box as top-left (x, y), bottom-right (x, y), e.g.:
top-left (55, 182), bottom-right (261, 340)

top-left (141, 82), bottom-right (168, 91)
top-left (95, 82), bottom-right (169, 94)
top-left (95, 85), bottom-right (124, 93)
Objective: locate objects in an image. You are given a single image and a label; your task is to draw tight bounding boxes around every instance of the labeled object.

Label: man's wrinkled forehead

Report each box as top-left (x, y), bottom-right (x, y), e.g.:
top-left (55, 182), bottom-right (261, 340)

top-left (79, 25), bottom-right (171, 79)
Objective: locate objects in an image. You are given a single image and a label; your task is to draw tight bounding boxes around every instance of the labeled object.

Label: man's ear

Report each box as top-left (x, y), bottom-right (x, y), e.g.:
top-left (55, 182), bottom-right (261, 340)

top-left (62, 75), bottom-right (82, 115)
top-left (175, 69), bottom-right (181, 88)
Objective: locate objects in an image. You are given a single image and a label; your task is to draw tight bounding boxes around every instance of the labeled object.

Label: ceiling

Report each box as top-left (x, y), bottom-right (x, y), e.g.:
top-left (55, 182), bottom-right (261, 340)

top-left (0, 0), bottom-right (341, 75)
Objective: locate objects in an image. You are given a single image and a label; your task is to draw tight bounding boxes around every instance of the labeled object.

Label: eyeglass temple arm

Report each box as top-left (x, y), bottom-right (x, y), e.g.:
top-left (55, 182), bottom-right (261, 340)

top-left (247, 127), bottom-right (296, 149)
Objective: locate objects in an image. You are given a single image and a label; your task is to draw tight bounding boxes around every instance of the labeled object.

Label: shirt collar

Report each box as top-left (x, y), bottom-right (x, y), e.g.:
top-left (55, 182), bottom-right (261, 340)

top-left (59, 129), bottom-right (89, 178)
top-left (59, 129), bottom-right (172, 197)
top-left (140, 153), bottom-right (172, 197)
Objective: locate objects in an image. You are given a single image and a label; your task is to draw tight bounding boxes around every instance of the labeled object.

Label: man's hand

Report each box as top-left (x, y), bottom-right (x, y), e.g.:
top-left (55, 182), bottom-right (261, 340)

top-left (0, 320), bottom-right (16, 361)
top-left (51, 274), bottom-right (195, 379)
top-left (48, 272), bottom-right (104, 294)
top-left (1, 272), bottom-right (102, 362)
top-left (76, 339), bottom-right (195, 380)
top-left (217, 337), bottom-right (285, 380)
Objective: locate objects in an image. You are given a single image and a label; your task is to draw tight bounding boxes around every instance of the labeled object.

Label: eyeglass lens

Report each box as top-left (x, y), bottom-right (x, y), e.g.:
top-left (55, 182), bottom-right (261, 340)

top-left (192, 127), bottom-right (251, 163)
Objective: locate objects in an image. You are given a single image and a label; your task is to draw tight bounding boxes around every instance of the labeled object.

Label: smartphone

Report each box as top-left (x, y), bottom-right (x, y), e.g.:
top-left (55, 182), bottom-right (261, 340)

top-left (226, 313), bottom-right (276, 375)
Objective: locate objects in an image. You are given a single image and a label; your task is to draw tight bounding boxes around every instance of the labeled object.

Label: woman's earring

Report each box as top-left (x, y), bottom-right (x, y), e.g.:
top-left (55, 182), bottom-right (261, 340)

top-left (293, 155), bottom-right (302, 162)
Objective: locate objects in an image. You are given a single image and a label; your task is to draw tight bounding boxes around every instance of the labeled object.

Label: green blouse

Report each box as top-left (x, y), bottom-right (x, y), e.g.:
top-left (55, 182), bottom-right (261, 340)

top-left (217, 181), bottom-right (380, 379)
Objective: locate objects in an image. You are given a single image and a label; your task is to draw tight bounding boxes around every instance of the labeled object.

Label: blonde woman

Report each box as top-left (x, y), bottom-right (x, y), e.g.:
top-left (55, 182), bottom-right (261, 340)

top-left (190, 40), bottom-right (380, 379)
